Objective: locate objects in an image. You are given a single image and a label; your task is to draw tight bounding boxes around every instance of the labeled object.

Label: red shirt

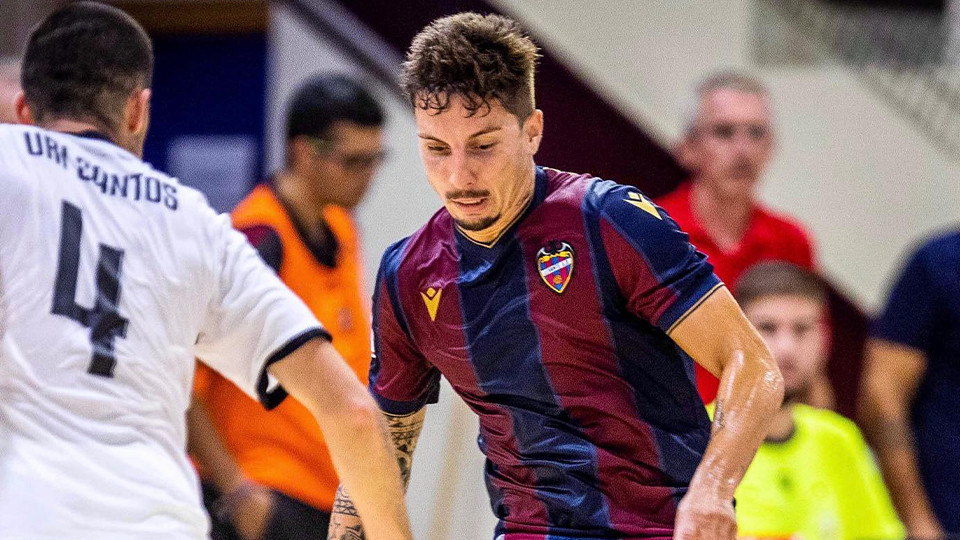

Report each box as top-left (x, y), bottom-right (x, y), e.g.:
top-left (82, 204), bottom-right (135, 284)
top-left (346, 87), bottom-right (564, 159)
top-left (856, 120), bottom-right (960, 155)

top-left (657, 182), bottom-right (816, 403)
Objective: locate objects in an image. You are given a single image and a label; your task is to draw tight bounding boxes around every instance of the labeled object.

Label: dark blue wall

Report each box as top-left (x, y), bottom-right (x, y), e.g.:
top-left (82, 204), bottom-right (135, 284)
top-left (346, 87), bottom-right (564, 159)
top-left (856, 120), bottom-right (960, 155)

top-left (143, 32), bottom-right (267, 210)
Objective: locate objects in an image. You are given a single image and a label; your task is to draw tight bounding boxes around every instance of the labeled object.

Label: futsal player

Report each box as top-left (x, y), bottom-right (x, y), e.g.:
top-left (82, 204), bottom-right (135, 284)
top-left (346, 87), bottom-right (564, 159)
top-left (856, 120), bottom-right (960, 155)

top-left (330, 13), bottom-right (783, 539)
top-left (0, 4), bottom-right (411, 539)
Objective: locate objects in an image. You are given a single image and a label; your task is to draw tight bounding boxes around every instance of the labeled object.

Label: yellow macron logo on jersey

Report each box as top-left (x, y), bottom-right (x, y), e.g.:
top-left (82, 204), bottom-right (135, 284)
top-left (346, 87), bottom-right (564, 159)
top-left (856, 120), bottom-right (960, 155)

top-left (421, 287), bottom-right (442, 321)
top-left (625, 192), bottom-right (661, 220)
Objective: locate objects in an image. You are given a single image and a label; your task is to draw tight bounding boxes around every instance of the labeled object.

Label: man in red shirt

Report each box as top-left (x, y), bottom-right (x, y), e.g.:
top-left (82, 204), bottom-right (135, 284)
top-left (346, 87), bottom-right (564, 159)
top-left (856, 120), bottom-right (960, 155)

top-left (660, 72), bottom-right (819, 404)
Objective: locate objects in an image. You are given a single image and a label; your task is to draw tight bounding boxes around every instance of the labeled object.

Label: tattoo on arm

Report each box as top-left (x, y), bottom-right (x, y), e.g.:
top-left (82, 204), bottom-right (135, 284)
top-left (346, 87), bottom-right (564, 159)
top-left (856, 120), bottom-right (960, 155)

top-left (328, 409), bottom-right (426, 540)
top-left (332, 485), bottom-right (359, 517)
top-left (386, 411), bottom-right (425, 488)
top-left (328, 521), bottom-right (365, 540)
top-left (713, 399), bottom-right (725, 434)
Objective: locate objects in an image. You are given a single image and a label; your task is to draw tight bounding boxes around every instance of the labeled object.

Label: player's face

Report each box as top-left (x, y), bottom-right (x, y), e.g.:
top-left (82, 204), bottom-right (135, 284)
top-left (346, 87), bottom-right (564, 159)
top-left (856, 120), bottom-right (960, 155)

top-left (308, 121), bottom-right (385, 209)
top-left (687, 88), bottom-right (774, 201)
top-left (744, 294), bottom-right (826, 403)
top-left (415, 94), bottom-right (543, 232)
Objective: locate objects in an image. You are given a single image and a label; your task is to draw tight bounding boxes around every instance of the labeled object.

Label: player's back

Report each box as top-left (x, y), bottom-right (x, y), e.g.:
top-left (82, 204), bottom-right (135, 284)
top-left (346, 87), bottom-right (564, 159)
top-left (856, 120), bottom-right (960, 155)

top-left (0, 124), bottom-right (228, 539)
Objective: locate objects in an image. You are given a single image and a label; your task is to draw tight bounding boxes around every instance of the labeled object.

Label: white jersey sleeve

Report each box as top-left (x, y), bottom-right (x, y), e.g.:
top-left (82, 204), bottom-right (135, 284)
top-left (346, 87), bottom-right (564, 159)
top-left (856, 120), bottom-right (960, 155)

top-left (194, 208), bottom-right (327, 409)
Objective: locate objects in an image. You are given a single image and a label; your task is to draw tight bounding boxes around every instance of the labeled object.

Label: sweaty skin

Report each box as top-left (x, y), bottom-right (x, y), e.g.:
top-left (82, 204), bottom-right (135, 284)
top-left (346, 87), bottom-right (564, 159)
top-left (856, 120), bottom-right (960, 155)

top-left (669, 287), bottom-right (784, 539)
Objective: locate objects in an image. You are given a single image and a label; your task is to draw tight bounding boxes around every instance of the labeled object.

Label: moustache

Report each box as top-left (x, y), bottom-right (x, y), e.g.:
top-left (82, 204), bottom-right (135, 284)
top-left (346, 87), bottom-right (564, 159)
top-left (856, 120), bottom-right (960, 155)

top-left (446, 189), bottom-right (491, 200)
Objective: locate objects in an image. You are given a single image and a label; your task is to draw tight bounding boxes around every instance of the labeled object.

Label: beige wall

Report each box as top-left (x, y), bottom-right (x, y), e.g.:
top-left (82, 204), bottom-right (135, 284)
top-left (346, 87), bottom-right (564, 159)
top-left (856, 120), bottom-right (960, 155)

top-left (493, 0), bottom-right (960, 311)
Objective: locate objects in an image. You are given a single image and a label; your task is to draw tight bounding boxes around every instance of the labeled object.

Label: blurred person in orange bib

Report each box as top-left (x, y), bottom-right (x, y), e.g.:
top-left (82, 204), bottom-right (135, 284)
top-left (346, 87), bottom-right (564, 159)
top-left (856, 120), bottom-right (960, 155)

top-left (660, 72), bottom-right (821, 406)
top-left (189, 74), bottom-right (386, 540)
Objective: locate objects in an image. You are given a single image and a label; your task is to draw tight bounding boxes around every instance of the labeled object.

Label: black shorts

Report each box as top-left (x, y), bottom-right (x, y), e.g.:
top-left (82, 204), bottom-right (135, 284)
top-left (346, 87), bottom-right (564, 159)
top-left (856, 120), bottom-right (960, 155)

top-left (202, 483), bottom-right (331, 540)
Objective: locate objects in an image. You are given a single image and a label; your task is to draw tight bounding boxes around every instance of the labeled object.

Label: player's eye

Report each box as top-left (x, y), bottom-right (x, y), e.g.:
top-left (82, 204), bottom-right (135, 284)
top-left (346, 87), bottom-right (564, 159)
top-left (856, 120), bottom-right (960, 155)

top-left (473, 142), bottom-right (497, 152)
top-left (748, 125), bottom-right (769, 141)
top-left (427, 145), bottom-right (450, 155)
top-left (710, 124), bottom-right (735, 140)
top-left (756, 322), bottom-right (777, 335)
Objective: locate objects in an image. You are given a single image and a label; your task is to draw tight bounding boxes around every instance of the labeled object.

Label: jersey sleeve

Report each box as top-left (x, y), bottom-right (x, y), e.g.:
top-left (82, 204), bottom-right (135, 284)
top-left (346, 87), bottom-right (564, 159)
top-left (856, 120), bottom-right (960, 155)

top-left (194, 210), bottom-right (329, 410)
top-left (595, 182), bottom-right (723, 333)
top-left (872, 244), bottom-right (939, 351)
top-left (368, 243), bottom-right (441, 415)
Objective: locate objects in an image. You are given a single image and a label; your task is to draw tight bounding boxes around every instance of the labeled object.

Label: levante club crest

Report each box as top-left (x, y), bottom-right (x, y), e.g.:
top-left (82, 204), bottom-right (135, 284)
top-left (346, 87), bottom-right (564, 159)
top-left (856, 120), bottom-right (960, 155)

top-left (537, 241), bottom-right (574, 294)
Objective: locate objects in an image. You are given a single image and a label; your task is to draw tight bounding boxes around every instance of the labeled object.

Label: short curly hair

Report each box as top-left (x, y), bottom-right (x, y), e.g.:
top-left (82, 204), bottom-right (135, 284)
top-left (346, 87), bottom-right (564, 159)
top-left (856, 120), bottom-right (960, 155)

top-left (401, 12), bottom-right (540, 120)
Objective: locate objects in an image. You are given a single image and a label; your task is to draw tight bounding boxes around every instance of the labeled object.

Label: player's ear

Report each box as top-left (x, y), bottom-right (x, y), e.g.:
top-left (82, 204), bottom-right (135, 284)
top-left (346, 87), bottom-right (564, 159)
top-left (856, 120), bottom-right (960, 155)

top-left (14, 92), bottom-right (34, 125)
top-left (126, 88), bottom-right (151, 136)
top-left (288, 136), bottom-right (316, 172)
top-left (523, 109), bottom-right (544, 155)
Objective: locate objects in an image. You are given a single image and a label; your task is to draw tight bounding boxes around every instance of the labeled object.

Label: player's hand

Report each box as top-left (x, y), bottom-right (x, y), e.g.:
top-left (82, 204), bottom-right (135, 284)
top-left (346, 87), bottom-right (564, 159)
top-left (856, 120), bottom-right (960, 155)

top-left (225, 481), bottom-right (276, 540)
top-left (673, 491), bottom-right (736, 540)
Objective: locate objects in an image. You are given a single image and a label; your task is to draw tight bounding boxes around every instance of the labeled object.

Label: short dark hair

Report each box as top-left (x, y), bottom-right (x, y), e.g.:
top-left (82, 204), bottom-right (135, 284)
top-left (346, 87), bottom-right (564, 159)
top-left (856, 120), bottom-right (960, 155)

top-left (735, 261), bottom-right (826, 308)
top-left (286, 74), bottom-right (384, 141)
top-left (401, 12), bottom-right (540, 119)
top-left (21, 2), bottom-right (153, 134)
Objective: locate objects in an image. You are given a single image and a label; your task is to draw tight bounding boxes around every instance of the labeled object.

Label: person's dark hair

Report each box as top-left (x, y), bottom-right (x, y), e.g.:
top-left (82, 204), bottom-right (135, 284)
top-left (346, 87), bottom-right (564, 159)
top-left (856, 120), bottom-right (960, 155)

top-left (286, 74), bottom-right (384, 142)
top-left (735, 261), bottom-right (826, 308)
top-left (21, 2), bottom-right (153, 135)
top-left (400, 12), bottom-right (540, 119)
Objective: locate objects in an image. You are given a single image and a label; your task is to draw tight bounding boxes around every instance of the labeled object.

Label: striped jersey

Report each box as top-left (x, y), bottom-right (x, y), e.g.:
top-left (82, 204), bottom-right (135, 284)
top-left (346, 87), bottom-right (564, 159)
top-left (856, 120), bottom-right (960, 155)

top-left (370, 167), bottom-right (723, 538)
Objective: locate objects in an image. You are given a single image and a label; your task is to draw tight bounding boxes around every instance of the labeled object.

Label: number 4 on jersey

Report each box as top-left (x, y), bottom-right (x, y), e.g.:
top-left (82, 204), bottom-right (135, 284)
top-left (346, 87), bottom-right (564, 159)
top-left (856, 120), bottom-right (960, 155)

top-left (52, 201), bottom-right (129, 378)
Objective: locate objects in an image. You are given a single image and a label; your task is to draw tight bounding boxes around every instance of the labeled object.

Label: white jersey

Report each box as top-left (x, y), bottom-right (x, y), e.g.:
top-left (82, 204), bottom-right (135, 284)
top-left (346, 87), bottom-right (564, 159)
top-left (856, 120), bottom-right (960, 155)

top-left (0, 125), bottom-right (324, 540)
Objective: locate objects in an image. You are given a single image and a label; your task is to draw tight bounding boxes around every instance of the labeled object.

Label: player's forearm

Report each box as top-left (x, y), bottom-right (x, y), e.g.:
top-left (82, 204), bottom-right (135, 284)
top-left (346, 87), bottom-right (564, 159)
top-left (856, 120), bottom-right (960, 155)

top-left (319, 403), bottom-right (412, 540)
top-left (690, 346), bottom-right (783, 500)
top-left (270, 339), bottom-right (412, 540)
top-left (860, 381), bottom-right (940, 529)
top-left (185, 399), bottom-right (246, 494)
top-left (329, 409), bottom-right (426, 540)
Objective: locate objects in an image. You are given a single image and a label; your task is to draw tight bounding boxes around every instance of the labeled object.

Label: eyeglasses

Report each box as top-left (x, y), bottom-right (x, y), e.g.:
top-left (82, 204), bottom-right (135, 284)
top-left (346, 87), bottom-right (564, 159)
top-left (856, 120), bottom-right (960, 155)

top-left (308, 137), bottom-right (388, 172)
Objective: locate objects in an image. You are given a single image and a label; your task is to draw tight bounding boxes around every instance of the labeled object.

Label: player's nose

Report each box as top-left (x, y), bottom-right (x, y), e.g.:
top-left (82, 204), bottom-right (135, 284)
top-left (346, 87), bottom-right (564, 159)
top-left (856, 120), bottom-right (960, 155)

top-left (447, 150), bottom-right (475, 189)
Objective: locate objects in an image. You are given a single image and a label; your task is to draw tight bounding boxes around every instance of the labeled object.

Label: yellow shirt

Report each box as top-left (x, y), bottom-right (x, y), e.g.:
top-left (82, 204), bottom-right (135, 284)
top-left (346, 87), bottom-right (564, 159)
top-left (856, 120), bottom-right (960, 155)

top-left (732, 404), bottom-right (904, 540)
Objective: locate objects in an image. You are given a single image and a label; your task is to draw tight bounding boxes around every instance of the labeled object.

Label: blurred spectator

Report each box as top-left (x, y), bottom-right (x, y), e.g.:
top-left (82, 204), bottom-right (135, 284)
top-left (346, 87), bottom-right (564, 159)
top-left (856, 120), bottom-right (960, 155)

top-left (728, 262), bottom-right (903, 540)
top-left (860, 230), bottom-right (960, 537)
top-left (0, 57), bottom-right (20, 123)
top-left (188, 74), bottom-right (386, 540)
top-left (660, 72), bottom-right (823, 406)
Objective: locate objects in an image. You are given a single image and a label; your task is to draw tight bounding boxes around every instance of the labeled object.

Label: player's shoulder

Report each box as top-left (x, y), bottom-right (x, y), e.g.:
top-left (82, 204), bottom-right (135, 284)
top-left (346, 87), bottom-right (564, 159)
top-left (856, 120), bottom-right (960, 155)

top-left (379, 208), bottom-right (455, 279)
top-left (535, 167), bottom-right (660, 217)
top-left (579, 174), bottom-right (669, 226)
top-left (0, 122), bottom-right (36, 142)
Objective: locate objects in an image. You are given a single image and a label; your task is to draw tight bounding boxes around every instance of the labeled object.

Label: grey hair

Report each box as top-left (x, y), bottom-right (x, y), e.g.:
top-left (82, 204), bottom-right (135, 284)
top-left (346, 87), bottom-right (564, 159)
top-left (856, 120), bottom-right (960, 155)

top-left (681, 71), bottom-right (771, 137)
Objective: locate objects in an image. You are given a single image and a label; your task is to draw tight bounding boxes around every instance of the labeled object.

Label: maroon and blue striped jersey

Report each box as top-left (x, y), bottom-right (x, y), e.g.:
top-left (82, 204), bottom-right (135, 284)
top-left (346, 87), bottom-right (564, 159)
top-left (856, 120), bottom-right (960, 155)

top-left (370, 167), bottom-right (724, 539)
